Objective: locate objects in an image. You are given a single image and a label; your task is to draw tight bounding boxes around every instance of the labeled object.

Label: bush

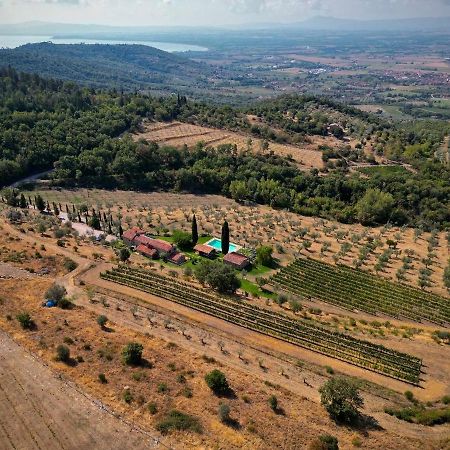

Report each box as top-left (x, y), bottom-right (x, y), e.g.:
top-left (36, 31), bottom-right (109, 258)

top-left (45, 284), bottom-right (67, 303)
top-left (405, 390), bottom-right (415, 403)
top-left (156, 410), bottom-right (202, 434)
top-left (157, 382), bottom-right (169, 393)
top-left (123, 389), bottom-right (133, 404)
top-left (16, 312), bottom-right (34, 330)
top-left (97, 315), bottom-right (108, 329)
top-left (58, 297), bottom-right (73, 310)
top-left (320, 434), bottom-right (339, 450)
top-left (64, 258), bottom-right (78, 272)
top-left (205, 369), bottom-right (230, 396)
top-left (319, 377), bottom-right (363, 423)
top-left (98, 373), bottom-right (107, 384)
top-left (122, 342), bottom-right (143, 366)
top-left (148, 402), bottom-right (158, 414)
top-left (56, 344), bottom-right (70, 363)
top-left (268, 395), bottom-right (278, 411)
top-left (218, 403), bottom-right (231, 423)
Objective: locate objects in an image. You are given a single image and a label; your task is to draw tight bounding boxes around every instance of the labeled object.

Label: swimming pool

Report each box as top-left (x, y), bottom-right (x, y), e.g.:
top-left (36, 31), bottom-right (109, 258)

top-left (206, 238), bottom-right (239, 254)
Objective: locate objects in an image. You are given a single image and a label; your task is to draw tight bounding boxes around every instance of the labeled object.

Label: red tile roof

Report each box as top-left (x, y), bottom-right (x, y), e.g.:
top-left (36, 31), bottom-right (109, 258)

top-left (134, 235), bottom-right (154, 246)
top-left (223, 252), bottom-right (250, 267)
top-left (194, 244), bottom-right (216, 255)
top-left (170, 252), bottom-right (186, 264)
top-left (136, 244), bottom-right (158, 258)
top-left (147, 238), bottom-right (174, 254)
top-left (123, 227), bottom-right (145, 242)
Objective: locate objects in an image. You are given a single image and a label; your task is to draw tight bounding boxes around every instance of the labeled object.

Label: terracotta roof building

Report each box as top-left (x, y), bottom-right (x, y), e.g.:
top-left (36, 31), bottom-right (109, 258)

top-left (223, 252), bottom-right (250, 270)
top-left (194, 244), bottom-right (216, 258)
top-left (136, 244), bottom-right (158, 259)
top-left (123, 227), bottom-right (145, 245)
top-left (169, 252), bottom-right (186, 266)
top-left (146, 238), bottom-right (174, 255)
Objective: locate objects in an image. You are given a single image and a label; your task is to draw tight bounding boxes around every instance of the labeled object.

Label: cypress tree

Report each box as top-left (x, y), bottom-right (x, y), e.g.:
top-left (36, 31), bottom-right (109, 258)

top-left (19, 193), bottom-right (27, 209)
top-left (192, 214), bottom-right (198, 246)
top-left (221, 221), bottom-right (230, 254)
top-left (35, 195), bottom-right (45, 212)
top-left (118, 223), bottom-right (123, 238)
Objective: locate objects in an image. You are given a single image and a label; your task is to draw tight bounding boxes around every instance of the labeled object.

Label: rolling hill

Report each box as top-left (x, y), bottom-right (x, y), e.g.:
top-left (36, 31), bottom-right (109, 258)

top-left (0, 42), bottom-right (214, 92)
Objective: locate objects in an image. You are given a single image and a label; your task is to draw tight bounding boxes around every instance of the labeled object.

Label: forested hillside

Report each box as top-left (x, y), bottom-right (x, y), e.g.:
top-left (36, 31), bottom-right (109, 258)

top-left (1, 68), bottom-right (449, 229)
top-left (0, 43), bottom-right (214, 91)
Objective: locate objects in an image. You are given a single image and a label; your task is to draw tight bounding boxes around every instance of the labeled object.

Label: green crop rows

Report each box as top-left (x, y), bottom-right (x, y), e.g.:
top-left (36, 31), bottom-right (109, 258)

top-left (270, 258), bottom-right (450, 325)
top-left (101, 265), bottom-right (422, 384)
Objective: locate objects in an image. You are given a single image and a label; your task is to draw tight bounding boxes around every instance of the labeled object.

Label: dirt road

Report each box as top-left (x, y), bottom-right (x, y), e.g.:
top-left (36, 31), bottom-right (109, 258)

top-left (0, 330), bottom-right (166, 450)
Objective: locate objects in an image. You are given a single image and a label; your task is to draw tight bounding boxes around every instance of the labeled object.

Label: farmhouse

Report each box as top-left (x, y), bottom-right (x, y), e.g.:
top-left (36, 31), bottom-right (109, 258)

top-left (123, 227), bottom-right (145, 245)
top-left (136, 244), bottom-right (158, 259)
top-left (194, 244), bottom-right (216, 258)
top-left (223, 252), bottom-right (250, 270)
top-left (169, 252), bottom-right (186, 265)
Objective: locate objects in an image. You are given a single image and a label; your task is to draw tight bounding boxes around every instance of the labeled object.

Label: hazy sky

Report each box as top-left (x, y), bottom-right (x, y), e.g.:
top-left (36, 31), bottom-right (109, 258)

top-left (1, 0), bottom-right (450, 26)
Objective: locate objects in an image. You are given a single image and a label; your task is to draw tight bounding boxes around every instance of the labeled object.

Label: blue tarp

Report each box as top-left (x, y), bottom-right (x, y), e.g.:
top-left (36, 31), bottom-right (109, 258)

top-left (45, 300), bottom-right (56, 307)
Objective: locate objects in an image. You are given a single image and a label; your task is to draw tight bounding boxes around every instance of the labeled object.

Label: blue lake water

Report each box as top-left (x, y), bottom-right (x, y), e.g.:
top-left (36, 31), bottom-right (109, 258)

top-left (0, 35), bottom-right (208, 52)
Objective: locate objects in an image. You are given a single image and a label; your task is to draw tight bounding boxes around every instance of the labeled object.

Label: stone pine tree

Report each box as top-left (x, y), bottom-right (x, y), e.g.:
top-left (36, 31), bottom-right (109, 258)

top-left (221, 221), bottom-right (230, 254)
top-left (192, 214), bottom-right (199, 246)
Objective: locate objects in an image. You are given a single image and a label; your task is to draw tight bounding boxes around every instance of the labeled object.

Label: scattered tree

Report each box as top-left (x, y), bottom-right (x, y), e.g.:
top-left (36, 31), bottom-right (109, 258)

top-left (122, 342), bottom-right (143, 365)
top-left (205, 369), bottom-right (230, 396)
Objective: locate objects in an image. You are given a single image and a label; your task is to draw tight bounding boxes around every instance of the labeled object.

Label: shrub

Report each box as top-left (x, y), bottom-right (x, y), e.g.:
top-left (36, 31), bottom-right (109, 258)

top-left (405, 390), bottom-right (415, 403)
top-left (123, 389), bottom-right (133, 404)
top-left (58, 297), bottom-right (73, 310)
top-left (56, 344), bottom-right (70, 363)
top-left (16, 312), bottom-right (34, 330)
top-left (97, 315), bottom-right (108, 329)
top-left (205, 369), bottom-right (230, 396)
top-left (351, 436), bottom-right (362, 447)
top-left (319, 377), bottom-right (363, 423)
top-left (45, 284), bottom-right (67, 303)
top-left (320, 434), bottom-right (339, 450)
top-left (148, 402), bottom-right (158, 414)
top-left (325, 366), bottom-right (335, 375)
top-left (218, 403), bottom-right (231, 423)
top-left (156, 410), bottom-right (202, 434)
top-left (122, 342), bottom-right (143, 366)
top-left (442, 396), bottom-right (450, 405)
top-left (268, 395), bottom-right (278, 411)
top-left (98, 373), bottom-right (107, 384)
top-left (64, 258), bottom-right (78, 272)
top-left (157, 382), bottom-right (169, 393)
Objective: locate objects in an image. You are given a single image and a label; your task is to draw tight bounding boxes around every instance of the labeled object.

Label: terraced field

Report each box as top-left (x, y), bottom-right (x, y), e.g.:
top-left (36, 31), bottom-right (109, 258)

top-left (271, 258), bottom-right (450, 325)
top-left (135, 121), bottom-right (325, 169)
top-left (101, 266), bottom-right (423, 384)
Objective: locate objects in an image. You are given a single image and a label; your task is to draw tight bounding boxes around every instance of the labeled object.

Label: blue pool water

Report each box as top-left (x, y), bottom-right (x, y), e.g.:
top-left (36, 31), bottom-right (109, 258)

top-left (206, 238), bottom-right (238, 253)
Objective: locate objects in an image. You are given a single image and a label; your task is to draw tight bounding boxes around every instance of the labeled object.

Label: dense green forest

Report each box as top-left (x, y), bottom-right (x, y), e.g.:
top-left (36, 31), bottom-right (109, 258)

top-left (1, 68), bottom-right (449, 229)
top-left (0, 43), bottom-right (214, 92)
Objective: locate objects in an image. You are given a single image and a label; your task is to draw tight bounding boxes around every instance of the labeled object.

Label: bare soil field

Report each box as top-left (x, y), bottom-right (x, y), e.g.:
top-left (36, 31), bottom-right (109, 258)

top-left (0, 329), bottom-right (162, 450)
top-left (134, 121), bottom-right (325, 170)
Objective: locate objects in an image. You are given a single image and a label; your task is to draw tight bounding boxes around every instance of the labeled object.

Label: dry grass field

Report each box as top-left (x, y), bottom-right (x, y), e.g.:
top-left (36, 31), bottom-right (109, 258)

top-left (134, 121), bottom-right (326, 170)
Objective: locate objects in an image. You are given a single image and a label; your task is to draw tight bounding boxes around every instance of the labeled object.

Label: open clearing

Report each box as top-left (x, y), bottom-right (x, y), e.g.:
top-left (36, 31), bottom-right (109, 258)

top-left (0, 330), bottom-right (162, 450)
top-left (134, 121), bottom-right (326, 170)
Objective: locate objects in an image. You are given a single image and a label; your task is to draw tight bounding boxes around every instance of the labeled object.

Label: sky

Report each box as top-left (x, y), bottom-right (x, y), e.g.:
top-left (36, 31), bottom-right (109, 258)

top-left (1, 0), bottom-right (450, 26)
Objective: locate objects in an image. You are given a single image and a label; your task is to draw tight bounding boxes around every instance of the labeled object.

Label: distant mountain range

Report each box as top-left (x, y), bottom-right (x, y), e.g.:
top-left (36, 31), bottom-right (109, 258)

top-left (0, 16), bottom-right (449, 37)
top-left (0, 42), bottom-right (213, 92)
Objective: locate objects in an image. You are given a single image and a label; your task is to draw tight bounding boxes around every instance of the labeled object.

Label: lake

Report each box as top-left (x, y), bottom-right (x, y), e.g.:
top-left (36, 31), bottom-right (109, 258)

top-left (0, 35), bottom-right (208, 52)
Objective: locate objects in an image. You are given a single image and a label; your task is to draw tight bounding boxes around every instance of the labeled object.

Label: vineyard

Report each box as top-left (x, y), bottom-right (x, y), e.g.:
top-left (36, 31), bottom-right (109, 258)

top-left (271, 258), bottom-right (450, 325)
top-left (101, 266), bottom-right (422, 384)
